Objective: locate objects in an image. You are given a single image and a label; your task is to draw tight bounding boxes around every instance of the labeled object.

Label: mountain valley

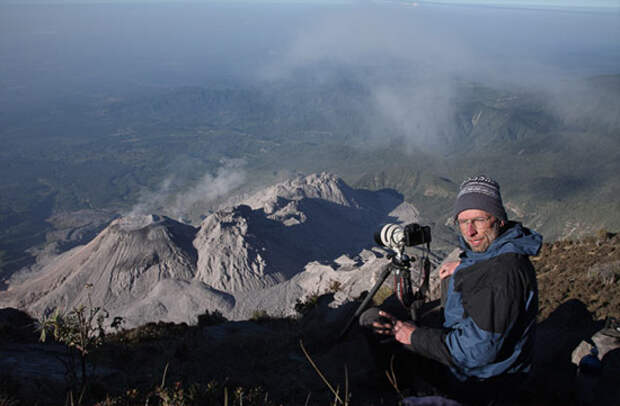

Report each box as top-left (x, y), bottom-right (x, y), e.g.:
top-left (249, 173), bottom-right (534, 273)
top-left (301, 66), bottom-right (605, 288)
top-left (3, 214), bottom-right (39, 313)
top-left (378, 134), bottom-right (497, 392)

top-left (1, 75), bottom-right (619, 280)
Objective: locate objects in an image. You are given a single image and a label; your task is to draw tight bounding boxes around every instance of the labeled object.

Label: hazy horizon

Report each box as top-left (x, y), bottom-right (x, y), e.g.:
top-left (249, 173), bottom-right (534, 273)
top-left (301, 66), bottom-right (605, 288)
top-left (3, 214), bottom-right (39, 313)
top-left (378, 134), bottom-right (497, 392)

top-left (1, 1), bottom-right (618, 112)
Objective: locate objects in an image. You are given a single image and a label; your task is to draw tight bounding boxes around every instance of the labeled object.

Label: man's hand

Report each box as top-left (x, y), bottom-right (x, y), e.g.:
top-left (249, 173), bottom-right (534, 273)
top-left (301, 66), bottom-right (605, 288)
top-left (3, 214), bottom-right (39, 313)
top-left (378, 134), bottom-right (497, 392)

top-left (372, 310), bottom-right (416, 345)
top-left (439, 260), bottom-right (460, 280)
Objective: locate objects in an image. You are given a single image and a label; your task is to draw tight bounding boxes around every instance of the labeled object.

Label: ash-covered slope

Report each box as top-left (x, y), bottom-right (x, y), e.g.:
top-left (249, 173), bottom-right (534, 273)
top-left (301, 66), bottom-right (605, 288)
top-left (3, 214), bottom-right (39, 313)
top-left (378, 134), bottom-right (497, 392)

top-left (1, 173), bottom-right (423, 327)
top-left (227, 249), bottom-right (393, 320)
top-left (194, 172), bottom-right (420, 293)
top-left (0, 215), bottom-right (213, 326)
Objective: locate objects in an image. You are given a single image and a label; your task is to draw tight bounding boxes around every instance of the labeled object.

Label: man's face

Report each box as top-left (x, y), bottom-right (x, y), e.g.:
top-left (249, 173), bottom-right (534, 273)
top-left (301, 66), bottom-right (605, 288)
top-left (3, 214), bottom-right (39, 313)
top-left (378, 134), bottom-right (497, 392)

top-left (457, 209), bottom-right (503, 253)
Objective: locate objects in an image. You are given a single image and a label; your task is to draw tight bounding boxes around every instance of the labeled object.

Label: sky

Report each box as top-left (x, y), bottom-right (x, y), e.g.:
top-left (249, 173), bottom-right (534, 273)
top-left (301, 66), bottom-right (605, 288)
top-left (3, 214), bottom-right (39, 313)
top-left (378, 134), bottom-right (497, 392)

top-left (0, 0), bottom-right (618, 120)
top-left (415, 0), bottom-right (620, 9)
top-left (1, 0), bottom-right (619, 8)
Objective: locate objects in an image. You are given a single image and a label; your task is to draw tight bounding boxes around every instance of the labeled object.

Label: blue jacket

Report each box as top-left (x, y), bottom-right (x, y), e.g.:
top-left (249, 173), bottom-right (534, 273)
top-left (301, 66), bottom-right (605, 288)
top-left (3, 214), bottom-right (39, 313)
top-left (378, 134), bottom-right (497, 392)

top-left (408, 222), bottom-right (542, 381)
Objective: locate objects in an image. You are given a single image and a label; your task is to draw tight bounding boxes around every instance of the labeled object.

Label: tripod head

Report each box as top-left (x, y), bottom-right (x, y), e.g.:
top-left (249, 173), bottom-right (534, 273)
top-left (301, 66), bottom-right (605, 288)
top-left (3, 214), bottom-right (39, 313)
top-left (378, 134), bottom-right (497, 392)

top-left (386, 248), bottom-right (413, 269)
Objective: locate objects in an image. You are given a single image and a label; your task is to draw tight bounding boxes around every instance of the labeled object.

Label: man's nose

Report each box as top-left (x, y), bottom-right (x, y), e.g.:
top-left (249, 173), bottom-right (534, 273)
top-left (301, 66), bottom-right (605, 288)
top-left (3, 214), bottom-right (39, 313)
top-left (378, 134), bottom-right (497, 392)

top-left (466, 223), bottom-right (477, 235)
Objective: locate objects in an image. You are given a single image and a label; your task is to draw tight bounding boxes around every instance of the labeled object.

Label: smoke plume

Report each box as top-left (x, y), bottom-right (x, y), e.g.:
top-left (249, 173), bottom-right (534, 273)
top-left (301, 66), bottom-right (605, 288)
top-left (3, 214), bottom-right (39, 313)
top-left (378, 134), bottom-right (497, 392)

top-left (127, 159), bottom-right (247, 221)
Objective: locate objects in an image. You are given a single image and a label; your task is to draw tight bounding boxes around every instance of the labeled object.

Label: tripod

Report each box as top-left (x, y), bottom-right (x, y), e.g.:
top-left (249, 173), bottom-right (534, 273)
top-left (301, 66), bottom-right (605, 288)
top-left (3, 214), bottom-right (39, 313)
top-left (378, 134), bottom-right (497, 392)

top-left (337, 247), bottom-right (430, 341)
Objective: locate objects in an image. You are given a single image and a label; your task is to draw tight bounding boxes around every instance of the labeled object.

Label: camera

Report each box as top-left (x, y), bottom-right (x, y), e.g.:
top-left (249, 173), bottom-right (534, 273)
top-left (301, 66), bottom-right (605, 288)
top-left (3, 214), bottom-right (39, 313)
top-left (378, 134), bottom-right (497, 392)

top-left (374, 223), bottom-right (431, 251)
top-left (338, 222), bottom-right (433, 340)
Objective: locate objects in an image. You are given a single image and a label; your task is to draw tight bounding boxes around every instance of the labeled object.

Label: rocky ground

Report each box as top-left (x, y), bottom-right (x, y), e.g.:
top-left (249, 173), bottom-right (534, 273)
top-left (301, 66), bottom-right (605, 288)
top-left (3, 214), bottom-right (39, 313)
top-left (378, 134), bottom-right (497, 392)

top-left (1, 232), bottom-right (618, 406)
top-left (534, 230), bottom-right (619, 321)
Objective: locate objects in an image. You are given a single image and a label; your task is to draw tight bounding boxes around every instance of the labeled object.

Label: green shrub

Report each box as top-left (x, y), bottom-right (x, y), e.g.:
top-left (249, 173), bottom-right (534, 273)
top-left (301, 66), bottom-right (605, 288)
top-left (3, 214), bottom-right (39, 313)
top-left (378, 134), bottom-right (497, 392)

top-left (197, 310), bottom-right (227, 327)
top-left (37, 286), bottom-right (123, 405)
top-left (294, 292), bottom-right (320, 316)
top-left (250, 309), bottom-right (270, 321)
top-left (372, 285), bottom-right (394, 306)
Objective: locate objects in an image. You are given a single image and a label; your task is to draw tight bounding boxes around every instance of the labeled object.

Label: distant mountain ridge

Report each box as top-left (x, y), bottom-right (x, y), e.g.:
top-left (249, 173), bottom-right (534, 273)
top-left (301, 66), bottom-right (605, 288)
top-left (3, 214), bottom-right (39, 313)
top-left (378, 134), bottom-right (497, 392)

top-left (1, 74), bottom-right (618, 280)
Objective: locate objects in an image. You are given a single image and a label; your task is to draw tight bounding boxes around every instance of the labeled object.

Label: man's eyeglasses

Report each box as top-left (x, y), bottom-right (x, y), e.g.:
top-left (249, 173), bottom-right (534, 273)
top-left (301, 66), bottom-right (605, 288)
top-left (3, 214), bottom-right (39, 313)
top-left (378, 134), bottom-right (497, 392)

top-left (457, 216), bottom-right (493, 230)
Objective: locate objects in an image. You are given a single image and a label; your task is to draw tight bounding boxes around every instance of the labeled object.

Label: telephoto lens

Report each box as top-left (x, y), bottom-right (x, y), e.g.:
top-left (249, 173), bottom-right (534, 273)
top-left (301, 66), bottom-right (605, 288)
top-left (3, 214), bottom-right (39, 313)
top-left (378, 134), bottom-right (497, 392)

top-left (374, 223), bottom-right (431, 249)
top-left (374, 223), bottom-right (405, 250)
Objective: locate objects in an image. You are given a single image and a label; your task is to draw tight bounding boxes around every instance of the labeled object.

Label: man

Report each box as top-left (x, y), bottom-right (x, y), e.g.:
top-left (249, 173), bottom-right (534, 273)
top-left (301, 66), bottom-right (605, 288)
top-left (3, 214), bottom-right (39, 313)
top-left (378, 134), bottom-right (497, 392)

top-left (363, 175), bottom-right (542, 404)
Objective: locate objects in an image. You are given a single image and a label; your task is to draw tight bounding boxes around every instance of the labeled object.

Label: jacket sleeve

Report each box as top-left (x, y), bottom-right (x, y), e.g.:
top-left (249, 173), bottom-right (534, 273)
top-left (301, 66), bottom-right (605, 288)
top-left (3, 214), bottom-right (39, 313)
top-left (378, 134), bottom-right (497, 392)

top-left (405, 315), bottom-right (505, 370)
top-left (405, 325), bottom-right (453, 366)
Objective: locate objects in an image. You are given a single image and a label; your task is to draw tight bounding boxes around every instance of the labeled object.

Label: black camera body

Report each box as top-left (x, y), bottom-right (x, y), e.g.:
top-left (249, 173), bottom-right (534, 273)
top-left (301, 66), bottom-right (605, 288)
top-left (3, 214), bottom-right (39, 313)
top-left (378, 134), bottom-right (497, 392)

top-left (374, 222), bottom-right (432, 251)
top-left (403, 223), bottom-right (432, 246)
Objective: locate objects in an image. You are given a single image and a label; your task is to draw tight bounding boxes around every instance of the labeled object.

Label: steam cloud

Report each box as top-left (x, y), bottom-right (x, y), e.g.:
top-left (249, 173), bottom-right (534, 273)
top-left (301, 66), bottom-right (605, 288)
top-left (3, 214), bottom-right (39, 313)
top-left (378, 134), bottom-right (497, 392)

top-left (258, 4), bottom-right (620, 151)
top-left (127, 159), bottom-right (247, 221)
top-left (259, 6), bottom-right (472, 149)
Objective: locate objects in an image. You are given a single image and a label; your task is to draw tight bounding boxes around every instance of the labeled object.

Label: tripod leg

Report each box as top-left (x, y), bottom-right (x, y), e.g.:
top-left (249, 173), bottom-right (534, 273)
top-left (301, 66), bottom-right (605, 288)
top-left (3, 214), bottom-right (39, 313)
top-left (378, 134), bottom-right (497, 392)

top-left (337, 264), bottom-right (392, 340)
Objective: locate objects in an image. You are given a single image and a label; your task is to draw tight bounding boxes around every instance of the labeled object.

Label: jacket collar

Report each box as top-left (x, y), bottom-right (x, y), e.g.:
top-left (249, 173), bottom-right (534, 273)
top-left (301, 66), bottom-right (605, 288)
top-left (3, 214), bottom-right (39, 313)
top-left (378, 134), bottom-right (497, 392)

top-left (458, 221), bottom-right (543, 263)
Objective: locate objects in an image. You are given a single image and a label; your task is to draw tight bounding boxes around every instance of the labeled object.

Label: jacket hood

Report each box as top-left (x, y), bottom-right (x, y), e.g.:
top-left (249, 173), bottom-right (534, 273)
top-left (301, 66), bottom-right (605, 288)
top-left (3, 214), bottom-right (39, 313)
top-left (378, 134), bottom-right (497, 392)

top-left (458, 221), bottom-right (543, 263)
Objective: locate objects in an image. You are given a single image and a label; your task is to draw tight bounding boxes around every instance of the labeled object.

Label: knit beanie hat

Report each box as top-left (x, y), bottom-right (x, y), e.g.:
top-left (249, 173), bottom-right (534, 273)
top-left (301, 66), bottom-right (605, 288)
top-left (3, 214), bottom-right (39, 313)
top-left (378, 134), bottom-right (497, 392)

top-left (453, 175), bottom-right (507, 221)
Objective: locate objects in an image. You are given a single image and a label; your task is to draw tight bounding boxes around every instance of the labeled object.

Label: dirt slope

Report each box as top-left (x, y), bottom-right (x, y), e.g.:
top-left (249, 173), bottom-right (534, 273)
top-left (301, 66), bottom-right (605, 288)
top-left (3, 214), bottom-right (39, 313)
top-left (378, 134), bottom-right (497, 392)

top-left (534, 231), bottom-right (619, 321)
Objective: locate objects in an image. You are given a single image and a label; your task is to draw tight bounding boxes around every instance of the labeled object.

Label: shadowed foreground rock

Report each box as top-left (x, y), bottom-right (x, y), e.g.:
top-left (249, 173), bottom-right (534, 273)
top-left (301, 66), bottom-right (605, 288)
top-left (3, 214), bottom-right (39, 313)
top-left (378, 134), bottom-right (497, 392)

top-left (2, 294), bottom-right (620, 406)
